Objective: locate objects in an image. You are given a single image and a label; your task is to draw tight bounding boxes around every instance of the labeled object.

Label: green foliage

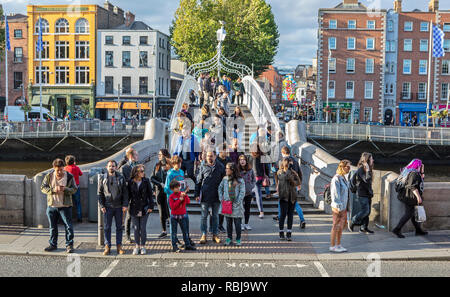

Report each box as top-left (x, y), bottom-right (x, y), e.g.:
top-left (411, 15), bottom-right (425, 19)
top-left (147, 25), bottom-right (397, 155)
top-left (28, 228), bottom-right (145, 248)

top-left (170, 0), bottom-right (279, 77)
top-left (20, 104), bottom-right (32, 121)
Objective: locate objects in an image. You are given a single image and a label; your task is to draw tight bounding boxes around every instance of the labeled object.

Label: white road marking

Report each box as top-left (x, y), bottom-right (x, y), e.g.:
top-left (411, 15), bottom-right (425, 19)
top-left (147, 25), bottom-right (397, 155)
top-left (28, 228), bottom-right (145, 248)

top-left (99, 260), bottom-right (119, 277)
top-left (314, 261), bottom-right (329, 277)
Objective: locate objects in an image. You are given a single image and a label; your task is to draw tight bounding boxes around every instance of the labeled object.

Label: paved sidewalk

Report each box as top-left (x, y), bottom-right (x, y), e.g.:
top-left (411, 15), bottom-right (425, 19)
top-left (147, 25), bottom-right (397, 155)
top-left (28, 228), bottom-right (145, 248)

top-left (0, 214), bottom-right (448, 261)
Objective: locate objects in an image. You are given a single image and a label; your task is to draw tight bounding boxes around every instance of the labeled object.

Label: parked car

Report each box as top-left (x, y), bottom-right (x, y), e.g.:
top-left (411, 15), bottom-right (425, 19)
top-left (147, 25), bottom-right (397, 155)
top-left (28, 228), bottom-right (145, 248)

top-left (360, 121), bottom-right (383, 126)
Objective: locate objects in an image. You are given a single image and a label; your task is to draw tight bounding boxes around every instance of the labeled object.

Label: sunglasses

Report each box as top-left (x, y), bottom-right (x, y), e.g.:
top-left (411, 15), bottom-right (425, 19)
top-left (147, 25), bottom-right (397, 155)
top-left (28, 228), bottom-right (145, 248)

top-left (137, 169), bottom-right (145, 173)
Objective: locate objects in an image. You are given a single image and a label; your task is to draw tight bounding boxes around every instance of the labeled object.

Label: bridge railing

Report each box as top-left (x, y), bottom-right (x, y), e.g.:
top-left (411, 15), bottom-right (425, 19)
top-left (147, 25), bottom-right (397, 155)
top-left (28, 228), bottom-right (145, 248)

top-left (307, 123), bottom-right (450, 145)
top-left (0, 120), bottom-right (145, 139)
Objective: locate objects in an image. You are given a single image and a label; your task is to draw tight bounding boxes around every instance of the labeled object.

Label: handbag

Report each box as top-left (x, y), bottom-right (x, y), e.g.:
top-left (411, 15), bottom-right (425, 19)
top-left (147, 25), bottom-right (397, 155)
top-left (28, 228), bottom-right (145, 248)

top-left (262, 164), bottom-right (271, 187)
top-left (221, 200), bottom-right (233, 215)
top-left (415, 205), bottom-right (426, 223)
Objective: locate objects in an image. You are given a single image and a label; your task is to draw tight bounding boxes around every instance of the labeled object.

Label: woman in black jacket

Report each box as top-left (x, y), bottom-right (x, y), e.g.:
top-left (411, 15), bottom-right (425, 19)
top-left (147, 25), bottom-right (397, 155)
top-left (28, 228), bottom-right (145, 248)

top-left (151, 149), bottom-right (171, 238)
top-left (249, 143), bottom-right (270, 219)
top-left (128, 164), bottom-right (154, 255)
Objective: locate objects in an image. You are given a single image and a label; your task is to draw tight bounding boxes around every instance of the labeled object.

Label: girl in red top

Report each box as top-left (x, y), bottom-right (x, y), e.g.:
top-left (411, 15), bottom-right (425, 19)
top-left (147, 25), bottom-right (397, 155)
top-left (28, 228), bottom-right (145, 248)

top-left (169, 180), bottom-right (196, 253)
top-left (65, 155), bottom-right (83, 222)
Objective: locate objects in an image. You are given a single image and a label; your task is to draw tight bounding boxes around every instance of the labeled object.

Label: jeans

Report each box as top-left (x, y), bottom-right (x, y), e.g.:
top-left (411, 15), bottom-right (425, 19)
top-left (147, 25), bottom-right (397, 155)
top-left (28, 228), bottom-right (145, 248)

top-left (201, 201), bottom-right (220, 235)
top-left (131, 214), bottom-right (149, 246)
top-left (352, 196), bottom-right (372, 229)
top-left (236, 94), bottom-right (243, 106)
top-left (46, 206), bottom-right (74, 247)
top-left (170, 215), bottom-right (190, 249)
top-left (157, 193), bottom-right (169, 232)
top-left (210, 214), bottom-right (224, 232)
top-left (72, 188), bottom-right (82, 220)
top-left (254, 180), bottom-right (264, 212)
top-left (226, 217), bottom-right (242, 241)
top-left (167, 196), bottom-right (191, 242)
top-left (393, 204), bottom-right (422, 233)
top-left (243, 195), bottom-right (253, 224)
top-left (277, 201), bottom-right (305, 222)
top-left (279, 200), bottom-right (295, 231)
top-left (104, 207), bottom-right (123, 247)
top-left (125, 210), bottom-right (132, 238)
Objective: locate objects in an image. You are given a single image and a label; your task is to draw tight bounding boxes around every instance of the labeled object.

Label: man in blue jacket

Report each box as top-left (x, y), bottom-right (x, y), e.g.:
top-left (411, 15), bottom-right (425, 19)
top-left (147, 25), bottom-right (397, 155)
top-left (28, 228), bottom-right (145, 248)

top-left (173, 128), bottom-right (200, 184)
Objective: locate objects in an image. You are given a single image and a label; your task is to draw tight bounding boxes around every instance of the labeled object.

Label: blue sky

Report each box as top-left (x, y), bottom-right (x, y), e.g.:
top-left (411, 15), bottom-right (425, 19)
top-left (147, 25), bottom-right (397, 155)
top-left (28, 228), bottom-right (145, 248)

top-left (3, 0), bottom-right (450, 68)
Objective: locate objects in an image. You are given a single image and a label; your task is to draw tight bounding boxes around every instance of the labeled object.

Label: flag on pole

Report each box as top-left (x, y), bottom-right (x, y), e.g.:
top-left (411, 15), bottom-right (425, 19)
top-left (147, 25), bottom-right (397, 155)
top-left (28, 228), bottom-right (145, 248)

top-left (432, 24), bottom-right (445, 58)
top-left (37, 17), bottom-right (44, 52)
top-left (5, 16), bottom-right (11, 51)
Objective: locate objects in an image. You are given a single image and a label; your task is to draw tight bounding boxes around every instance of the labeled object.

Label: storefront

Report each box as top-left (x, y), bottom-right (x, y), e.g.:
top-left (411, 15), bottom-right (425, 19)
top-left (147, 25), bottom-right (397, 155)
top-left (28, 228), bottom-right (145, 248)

top-left (433, 104), bottom-right (450, 127)
top-left (95, 100), bottom-right (152, 120)
top-left (322, 102), bottom-right (359, 124)
top-left (399, 103), bottom-right (431, 126)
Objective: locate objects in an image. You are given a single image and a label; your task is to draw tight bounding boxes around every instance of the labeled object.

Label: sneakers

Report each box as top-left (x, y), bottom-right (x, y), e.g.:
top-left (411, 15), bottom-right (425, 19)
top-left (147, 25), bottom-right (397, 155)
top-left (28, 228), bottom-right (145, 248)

top-left (336, 245), bottom-right (347, 253)
top-left (158, 231), bottom-right (167, 238)
top-left (213, 235), bottom-right (221, 244)
top-left (286, 232), bottom-right (292, 241)
top-left (140, 248), bottom-right (147, 255)
top-left (236, 240), bottom-right (242, 246)
top-left (329, 246), bottom-right (336, 252)
top-left (415, 230), bottom-right (428, 236)
top-left (392, 229), bottom-right (405, 238)
top-left (117, 244), bottom-right (125, 255)
top-left (279, 231), bottom-right (285, 240)
top-left (245, 224), bottom-right (252, 230)
top-left (103, 245), bottom-right (111, 256)
top-left (66, 245), bottom-right (74, 253)
top-left (199, 234), bottom-right (207, 244)
top-left (259, 213), bottom-right (264, 219)
top-left (241, 224), bottom-right (245, 231)
top-left (272, 216), bottom-right (279, 221)
top-left (44, 245), bottom-right (57, 252)
top-left (189, 238), bottom-right (196, 247)
top-left (185, 245), bottom-right (197, 251)
top-left (172, 246), bottom-right (181, 253)
top-left (300, 221), bottom-right (306, 229)
top-left (224, 238), bottom-right (232, 246)
top-left (218, 226), bottom-right (226, 233)
top-left (132, 248), bottom-right (140, 255)
top-left (360, 228), bottom-right (374, 234)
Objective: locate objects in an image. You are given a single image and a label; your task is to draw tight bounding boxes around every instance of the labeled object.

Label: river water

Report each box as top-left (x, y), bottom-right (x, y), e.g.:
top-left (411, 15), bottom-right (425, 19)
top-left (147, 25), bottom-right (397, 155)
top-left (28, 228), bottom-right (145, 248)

top-left (0, 161), bottom-right (448, 182)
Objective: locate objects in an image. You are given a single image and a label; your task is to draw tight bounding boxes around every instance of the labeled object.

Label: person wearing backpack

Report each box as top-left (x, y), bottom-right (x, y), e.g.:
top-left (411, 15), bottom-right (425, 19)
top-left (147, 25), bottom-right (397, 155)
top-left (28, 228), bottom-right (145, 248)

top-left (329, 160), bottom-right (351, 253)
top-left (392, 159), bottom-right (428, 238)
top-left (348, 153), bottom-right (375, 234)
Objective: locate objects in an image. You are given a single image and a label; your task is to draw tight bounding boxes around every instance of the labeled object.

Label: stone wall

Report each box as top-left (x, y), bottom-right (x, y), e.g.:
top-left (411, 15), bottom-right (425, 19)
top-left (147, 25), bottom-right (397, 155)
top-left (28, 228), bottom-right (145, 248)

top-left (0, 175), bottom-right (27, 225)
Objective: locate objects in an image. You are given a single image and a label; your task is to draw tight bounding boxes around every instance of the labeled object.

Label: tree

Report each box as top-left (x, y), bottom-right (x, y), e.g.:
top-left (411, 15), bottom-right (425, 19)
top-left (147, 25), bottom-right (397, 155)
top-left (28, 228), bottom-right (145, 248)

top-left (170, 0), bottom-right (279, 77)
top-left (20, 104), bottom-right (32, 122)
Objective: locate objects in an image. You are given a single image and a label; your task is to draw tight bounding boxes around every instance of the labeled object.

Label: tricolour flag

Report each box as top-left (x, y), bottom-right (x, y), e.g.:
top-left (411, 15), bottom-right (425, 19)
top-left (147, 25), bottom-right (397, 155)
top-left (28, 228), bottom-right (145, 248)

top-left (432, 24), bottom-right (445, 58)
top-left (37, 17), bottom-right (44, 52)
top-left (5, 16), bottom-right (11, 51)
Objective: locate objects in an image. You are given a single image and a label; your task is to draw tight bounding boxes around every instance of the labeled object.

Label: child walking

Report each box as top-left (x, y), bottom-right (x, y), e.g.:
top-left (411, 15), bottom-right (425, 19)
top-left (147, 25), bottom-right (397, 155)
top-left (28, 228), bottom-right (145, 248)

top-left (218, 162), bottom-right (245, 246)
top-left (168, 180), bottom-right (196, 253)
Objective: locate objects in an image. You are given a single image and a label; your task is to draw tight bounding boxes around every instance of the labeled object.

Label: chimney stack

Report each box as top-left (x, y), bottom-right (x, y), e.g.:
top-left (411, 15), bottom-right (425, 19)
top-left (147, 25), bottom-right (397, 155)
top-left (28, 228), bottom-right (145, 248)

top-left (394, 0), bottom-right (402, 13)
top-left (103, 0), bottom-right (113, 11)
top-left (428, 0), bottom-right (439, 12)
top-left (125, 11), bottom-right (135, 27)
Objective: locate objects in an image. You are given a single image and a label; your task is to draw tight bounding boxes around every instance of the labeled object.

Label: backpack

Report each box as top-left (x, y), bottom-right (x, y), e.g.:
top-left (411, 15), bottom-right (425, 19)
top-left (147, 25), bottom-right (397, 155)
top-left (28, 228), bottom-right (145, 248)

top-left (349, 170), bottom-right (358, 194)
top-left (323, 184), bottom-right (332, 205)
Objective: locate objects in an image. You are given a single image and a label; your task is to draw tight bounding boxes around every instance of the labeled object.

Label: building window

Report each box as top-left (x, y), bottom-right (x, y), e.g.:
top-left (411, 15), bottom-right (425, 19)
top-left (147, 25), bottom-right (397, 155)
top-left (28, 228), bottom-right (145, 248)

top-left (328, 81), bottom-right (335, 98)
top-left (390, 41), bottom-right (396, 52)
top-left (162, 53), bottom-right (165, 69)
top-left (35, 18), bottom-right (49, 34)
top-left (329, 37), bottom-right (336, 50)
top-left (105, 77), bottom-right (114, 94)
top-left (75, 18), bottom-right (89, 34)
top-left (122, 77), bottom-right (131, 94)
top-left (329, 19), bottom-right (337, 29)
top-left (55, 66), bottom-right (70, 84)
top-left (390, 84), bottom-right (394, 94)
top-left (403, 39), bottom-right (412, 51)
top-left (139, 51), bottom-right (148, 67)
top-left (105, 51), bottom-right (114, 67)
top-left (420, 22), bottom-right (429, 32)
top-left (329, 58), bottom-right (336, 73)
top-left (122, 51), bottom-right (131, 67)
top-left (444, 40), bottom-right (450, 52)
top-left (347, 37), bottom-right (356, 50)
top-left (366, 59), bottom-right (374, 74)
top-left (385, 83), bottom-right (389, 94)
top-left (35, 66), bottom-right (49, 84)
top-left (365, 81), bottom-right (373, 99)
top-left (348, 20), bottom-right (356, 29)
top-left (403, 59), bottom-right (412, 74)
top-left (388, 20), bottom-right (394, 32)
top-left (105, 36), bottom-right (114, 45)
top-left (418, 83), bottom-right (427, 100)
top-left (420, 40), bottom-right (428, 52)
top-left (441, 83), bottom-right (449, 100)
top-left (13, 72), bottom-right (23, 89)
top-left (139, 77), bottom-right (148, 95)
top-left (123, 36), bottom-right (131, 45)
top-left (55, 18), bottom-right (69, 33)
top-left (167, 78), bottom-right (169, 96)
top-left (419, 60), bottom-right (427, 75)
top-left (55, 41), bottom-right (69, 59)
top-left (36, 41), bottom-right (49, 59)
top-left (364, 108), bottom-right (372, 122)
top-left (14, 48), bottom-right (23, 63)
top-left (442, 60), bottom-right (450, 75)
top-left (75, 41), bottom-right (89, 59)
top-left (366, 38), bottom-right (375, 50)
top-left (404, 21), bottom-right (413, 32)
top-left (75, 66), bottom-right (90, 84)
top-left (402, 82), bottom-right (411, 99)
top-left (386, 40), bottom-right (391, 52)
top-left (390, 62), bottom-right (395, 73)
top-left (443, 23), bottom-right (450, 32)
top-left (367, 20), bottom-right (375, 29)
top-left (346, 58), bottom-right (355, 73)
top-left (346, 81), bottom-right (354, 99)
top-left (14, 29), bottom-right (22, 38)
top-left (140, 36), bottom-right (148, 45)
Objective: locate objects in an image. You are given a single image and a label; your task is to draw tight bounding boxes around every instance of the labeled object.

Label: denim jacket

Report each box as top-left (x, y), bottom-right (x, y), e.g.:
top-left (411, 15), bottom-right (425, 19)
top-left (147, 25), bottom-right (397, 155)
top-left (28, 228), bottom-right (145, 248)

top-left (330, 174), bottom-right (350, 211)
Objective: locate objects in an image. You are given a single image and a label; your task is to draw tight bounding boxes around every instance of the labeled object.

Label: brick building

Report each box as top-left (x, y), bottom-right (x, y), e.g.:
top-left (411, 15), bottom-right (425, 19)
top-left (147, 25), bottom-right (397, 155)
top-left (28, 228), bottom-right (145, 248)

top-left (257, 65), bottom-right (283, 107)
top-left (0, 13), bottom-right (28, 111)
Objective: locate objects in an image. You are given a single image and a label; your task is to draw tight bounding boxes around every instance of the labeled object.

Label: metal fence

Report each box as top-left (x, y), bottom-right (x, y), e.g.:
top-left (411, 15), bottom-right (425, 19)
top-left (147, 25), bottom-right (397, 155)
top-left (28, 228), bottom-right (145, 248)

top-left (307, 123), bottom-right (450, 146)
top-left (0, 120), bottom-right (145, 139)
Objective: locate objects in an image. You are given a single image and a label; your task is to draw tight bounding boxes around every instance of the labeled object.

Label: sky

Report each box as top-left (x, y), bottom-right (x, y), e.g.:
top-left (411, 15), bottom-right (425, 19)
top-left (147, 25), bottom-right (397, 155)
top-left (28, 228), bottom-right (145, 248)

top-left (2, 0), bottom-right (450, 69)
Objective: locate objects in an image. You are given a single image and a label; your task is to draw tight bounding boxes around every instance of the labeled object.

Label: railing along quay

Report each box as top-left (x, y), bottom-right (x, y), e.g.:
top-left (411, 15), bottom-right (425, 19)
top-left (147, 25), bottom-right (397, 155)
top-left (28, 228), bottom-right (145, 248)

top-left (307, 123), bottom-right (450, 146)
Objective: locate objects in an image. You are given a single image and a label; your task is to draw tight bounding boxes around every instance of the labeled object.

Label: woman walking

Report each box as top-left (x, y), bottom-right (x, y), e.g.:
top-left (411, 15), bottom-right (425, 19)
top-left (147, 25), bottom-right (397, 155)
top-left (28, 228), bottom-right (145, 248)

top-left (330, 160), bottom-right (351, 253)
top-left (250, 143), bottom-right (270, 219)
top-left (151, 149), bottom-right (171, 238)
top-left (392, 159), bottom-right (428, 238)
top-left (276, 158), bottom-right (301, 241)
top-left (127, 164), bottom-right (154, 255)
top-left (219, 162), bottom-right (246, 246)
top-left (230, 106), bottom-right (245, 147)
top-left (238, 154), bottom-right (256, 230)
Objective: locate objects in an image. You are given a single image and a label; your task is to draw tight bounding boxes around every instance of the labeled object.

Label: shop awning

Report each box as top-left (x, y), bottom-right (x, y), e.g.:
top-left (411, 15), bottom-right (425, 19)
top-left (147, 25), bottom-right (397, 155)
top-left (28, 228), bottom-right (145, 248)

top-left (122, 102), bottom-right (151, 110)
top-left (95, 102), bottom-right (119, 109)
top-left (31, 95), bottom-right (52, 106)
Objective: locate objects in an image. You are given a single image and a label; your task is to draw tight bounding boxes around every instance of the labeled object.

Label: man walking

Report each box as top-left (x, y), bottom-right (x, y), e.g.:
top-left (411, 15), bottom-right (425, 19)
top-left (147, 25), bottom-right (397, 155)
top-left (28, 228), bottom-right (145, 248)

top-left (198, 73), bottom-right (206, 107)
top-left (173, 128), bottom-right (200, 184)
top-left (41, 159), bottom-right (78, 253)
top-left (195, 150), bottom-right (225, 244)
top-left (98, 160), bottom-right (128, 255)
